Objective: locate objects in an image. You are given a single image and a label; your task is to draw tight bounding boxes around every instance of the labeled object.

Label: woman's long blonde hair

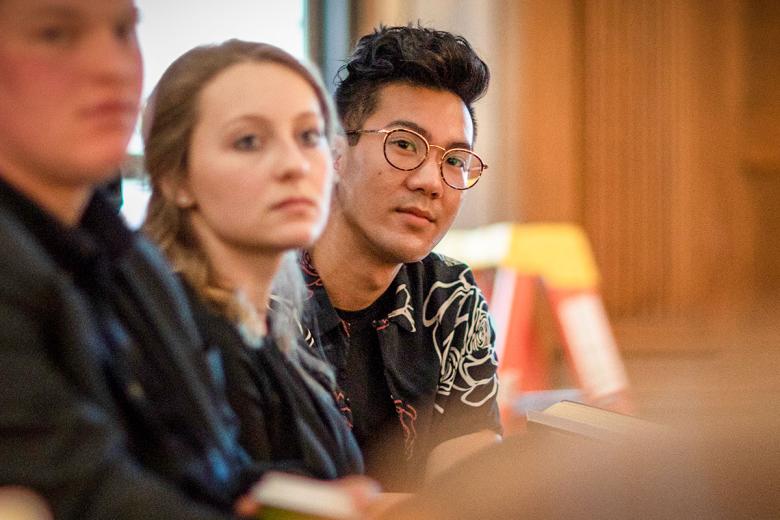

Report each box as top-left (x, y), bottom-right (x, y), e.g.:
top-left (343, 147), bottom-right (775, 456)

top-left (142, 40), bottom-right (336, 358)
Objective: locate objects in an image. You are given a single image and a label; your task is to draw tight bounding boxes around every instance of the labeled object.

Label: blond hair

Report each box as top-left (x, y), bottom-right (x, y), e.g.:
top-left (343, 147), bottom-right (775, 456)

top-left (142, 40), bottom-right (336, 357)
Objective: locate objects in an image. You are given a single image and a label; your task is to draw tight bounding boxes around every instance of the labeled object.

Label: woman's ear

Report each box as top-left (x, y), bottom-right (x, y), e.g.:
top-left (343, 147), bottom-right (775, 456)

top-left (161, 174), bottom-right (196, 209)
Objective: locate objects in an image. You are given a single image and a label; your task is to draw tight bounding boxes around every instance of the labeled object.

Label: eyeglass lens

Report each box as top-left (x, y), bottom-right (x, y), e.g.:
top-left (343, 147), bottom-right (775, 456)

top-left (383, 129), bottom-right (483, 189)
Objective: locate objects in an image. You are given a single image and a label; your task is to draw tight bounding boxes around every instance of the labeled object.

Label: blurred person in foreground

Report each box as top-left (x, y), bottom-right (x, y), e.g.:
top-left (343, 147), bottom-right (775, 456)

top-left (0, 1), bottom-right (373, 518)
top-left (302, 25), bottom-right (502, 491)
top-left (142, 39), bottom-right (369, 485)
top-left (376, 423), bottom-right (780, 520)
top-left (379, 347), bottom-right (780, 519)
top-left (0, 487), bottom-right (52, 520)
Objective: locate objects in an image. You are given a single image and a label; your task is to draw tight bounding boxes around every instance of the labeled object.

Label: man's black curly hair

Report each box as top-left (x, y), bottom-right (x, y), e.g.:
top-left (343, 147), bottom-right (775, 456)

top-left (334, 24), bottom-right (490, 143)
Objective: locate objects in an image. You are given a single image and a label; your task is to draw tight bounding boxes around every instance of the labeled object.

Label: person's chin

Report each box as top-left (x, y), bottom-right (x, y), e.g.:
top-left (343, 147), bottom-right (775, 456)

top-left (380, 235), bottom-right (433, 264)
top-left (77, 141), bottom-right (131, 172)
top-left (57, 156), bottom-right (126, 187)
top-left (273, 228), bottom-right (319, 250)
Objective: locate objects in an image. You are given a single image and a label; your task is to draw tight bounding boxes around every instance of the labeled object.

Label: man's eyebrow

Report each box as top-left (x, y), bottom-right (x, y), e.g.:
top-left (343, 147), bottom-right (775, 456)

top-left (24, 4), bottom-right (139, 23)
top-left (386, 119), bottom-right (472, 150)
top-left (126, 6), bottom-right (141, 24)
top-left (27, 5), bottom-right (80, 19)
top-left (386, 120), bottom-right (430, 139)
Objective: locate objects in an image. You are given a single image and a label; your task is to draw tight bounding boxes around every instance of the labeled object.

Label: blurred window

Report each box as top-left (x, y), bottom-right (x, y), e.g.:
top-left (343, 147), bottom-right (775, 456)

top-left (121, 0), bottom-right (306, 228)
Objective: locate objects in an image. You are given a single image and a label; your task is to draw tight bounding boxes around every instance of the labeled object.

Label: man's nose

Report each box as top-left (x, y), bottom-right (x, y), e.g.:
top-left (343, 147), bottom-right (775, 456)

top-left (85, 28), bottom-right (142, 87)
top-left (405, 146), bottom-right (445, 198)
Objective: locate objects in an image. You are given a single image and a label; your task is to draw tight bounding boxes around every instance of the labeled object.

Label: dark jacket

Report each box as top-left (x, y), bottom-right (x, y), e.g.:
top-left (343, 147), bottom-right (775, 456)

top-left (183, 284), bottom-right (364, 480)
top-left (0, 185), bottom-right (254, 519)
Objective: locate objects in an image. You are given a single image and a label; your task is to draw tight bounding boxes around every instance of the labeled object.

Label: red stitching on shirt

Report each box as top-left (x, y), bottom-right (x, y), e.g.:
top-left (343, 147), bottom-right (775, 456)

top-left (299, 251), bottom-right (323, 299)
top-left (394, 399), bottom-right (418, 460)
top-left (340, 319), bottom-right (351, 337)
top-left (332, 390), bottom-right (354, 429)
top-left (374, 318), bottom-right (390, 331)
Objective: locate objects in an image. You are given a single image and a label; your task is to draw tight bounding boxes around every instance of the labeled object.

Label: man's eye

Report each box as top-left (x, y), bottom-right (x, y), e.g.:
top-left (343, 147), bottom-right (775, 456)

top-left (300, 128), bottom-right (325, 147)
top-left (38, 26), bottom-right (76, 44)
top-left (234, 134), bottom-right (260, 150)
top-left (114, 21), bottom-right (138, 43)
top-left (445, 156), bottom-right (466, 169)
top-left (389, 138), bottom-right (417, 153)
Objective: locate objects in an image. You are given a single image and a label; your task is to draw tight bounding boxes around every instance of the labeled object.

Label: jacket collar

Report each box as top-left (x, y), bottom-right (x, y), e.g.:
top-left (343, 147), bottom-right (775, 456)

top-left (300, 251), bottom-right (417, 335)
top-left (0, 176), bottom-right (133, 276)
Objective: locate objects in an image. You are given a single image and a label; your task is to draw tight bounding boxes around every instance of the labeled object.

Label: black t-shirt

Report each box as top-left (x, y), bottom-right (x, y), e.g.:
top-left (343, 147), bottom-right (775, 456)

top-left (336, 300), bottom-right (403, 487)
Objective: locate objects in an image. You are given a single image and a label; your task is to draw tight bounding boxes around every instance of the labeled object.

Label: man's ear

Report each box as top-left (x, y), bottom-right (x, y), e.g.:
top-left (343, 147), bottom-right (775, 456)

top-left (331, 134), bottom-right (348, 181)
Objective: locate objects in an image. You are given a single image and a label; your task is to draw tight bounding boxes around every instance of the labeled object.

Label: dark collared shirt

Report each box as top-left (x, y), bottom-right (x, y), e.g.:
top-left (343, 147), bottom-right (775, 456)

top-left (301, 251), bottom-right (503, 491)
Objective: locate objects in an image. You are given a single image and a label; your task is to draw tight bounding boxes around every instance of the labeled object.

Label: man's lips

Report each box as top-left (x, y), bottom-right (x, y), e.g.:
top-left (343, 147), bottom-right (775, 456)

top-left (397, 206), bottom-right (435, 222)
top-left (84, 99), bottom-right (138, 114)
top-left (82, 99), bottom-right (138, 117)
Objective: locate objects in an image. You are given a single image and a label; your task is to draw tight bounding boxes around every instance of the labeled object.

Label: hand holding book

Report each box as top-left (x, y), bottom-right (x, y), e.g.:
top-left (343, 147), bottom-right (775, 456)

top-left (234, 472), bottom-right (381, 520)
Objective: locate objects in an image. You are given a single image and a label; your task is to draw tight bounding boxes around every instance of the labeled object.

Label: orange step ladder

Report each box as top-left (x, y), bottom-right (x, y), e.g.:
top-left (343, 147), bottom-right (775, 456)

top-left (435, 223), bottom-right (632, 428)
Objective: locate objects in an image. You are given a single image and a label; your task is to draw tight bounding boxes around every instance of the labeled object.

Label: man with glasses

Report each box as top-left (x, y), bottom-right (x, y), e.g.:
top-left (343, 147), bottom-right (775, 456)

top-left (303, 25), bottom-right (501, 491)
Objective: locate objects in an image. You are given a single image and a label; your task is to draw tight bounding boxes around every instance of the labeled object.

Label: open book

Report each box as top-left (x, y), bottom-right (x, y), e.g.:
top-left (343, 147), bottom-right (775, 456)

top-left (251, 472), bottom-right (357, 520)
top-left (526, 400), bottom-right (659, 441)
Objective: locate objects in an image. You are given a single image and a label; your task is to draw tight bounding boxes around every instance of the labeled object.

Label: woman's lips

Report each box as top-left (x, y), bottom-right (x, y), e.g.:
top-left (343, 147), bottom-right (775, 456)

top-left (272, 197), bottom-right (317, 211)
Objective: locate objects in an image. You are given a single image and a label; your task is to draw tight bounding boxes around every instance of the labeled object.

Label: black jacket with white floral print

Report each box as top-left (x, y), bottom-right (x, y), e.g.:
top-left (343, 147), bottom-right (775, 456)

top-left (301, 251), bottom-right (502, 489)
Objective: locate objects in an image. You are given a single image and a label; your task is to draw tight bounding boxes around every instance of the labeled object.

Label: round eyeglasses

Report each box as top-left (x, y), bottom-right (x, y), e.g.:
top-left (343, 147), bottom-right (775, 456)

top-left (346, 127), bottom-right (487, 190)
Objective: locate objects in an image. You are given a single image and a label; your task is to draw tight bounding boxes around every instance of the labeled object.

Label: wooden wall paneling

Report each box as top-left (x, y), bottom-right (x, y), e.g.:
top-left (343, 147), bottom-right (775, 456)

top-left (744, 0), bottom-right (780, 169)
top-left (582, 0), bottom-right (748, 322)
top-left (512, 0), bottom-right (583, 224)
top-left (743, 0), bottom-right (780, 309)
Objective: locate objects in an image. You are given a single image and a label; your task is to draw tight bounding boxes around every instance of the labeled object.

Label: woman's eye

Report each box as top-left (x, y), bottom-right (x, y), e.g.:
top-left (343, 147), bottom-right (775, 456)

top-left (300, 128), bottom-right (325, 147)
top-left (234, 134), bottom-right (261, 151)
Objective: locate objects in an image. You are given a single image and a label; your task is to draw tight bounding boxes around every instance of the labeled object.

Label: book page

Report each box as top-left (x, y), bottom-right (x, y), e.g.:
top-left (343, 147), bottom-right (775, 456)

top-left (528, 401), bottom-right (661, 440)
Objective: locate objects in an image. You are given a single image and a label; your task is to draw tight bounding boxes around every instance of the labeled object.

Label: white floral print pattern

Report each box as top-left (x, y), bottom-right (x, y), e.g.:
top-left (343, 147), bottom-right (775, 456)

top-left (422, 267), bottom-right (498, 407)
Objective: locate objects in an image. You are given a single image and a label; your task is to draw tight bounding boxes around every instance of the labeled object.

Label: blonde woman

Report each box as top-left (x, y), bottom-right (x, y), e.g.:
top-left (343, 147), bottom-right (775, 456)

top-left (143, 40), bottom-right (367, 484)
